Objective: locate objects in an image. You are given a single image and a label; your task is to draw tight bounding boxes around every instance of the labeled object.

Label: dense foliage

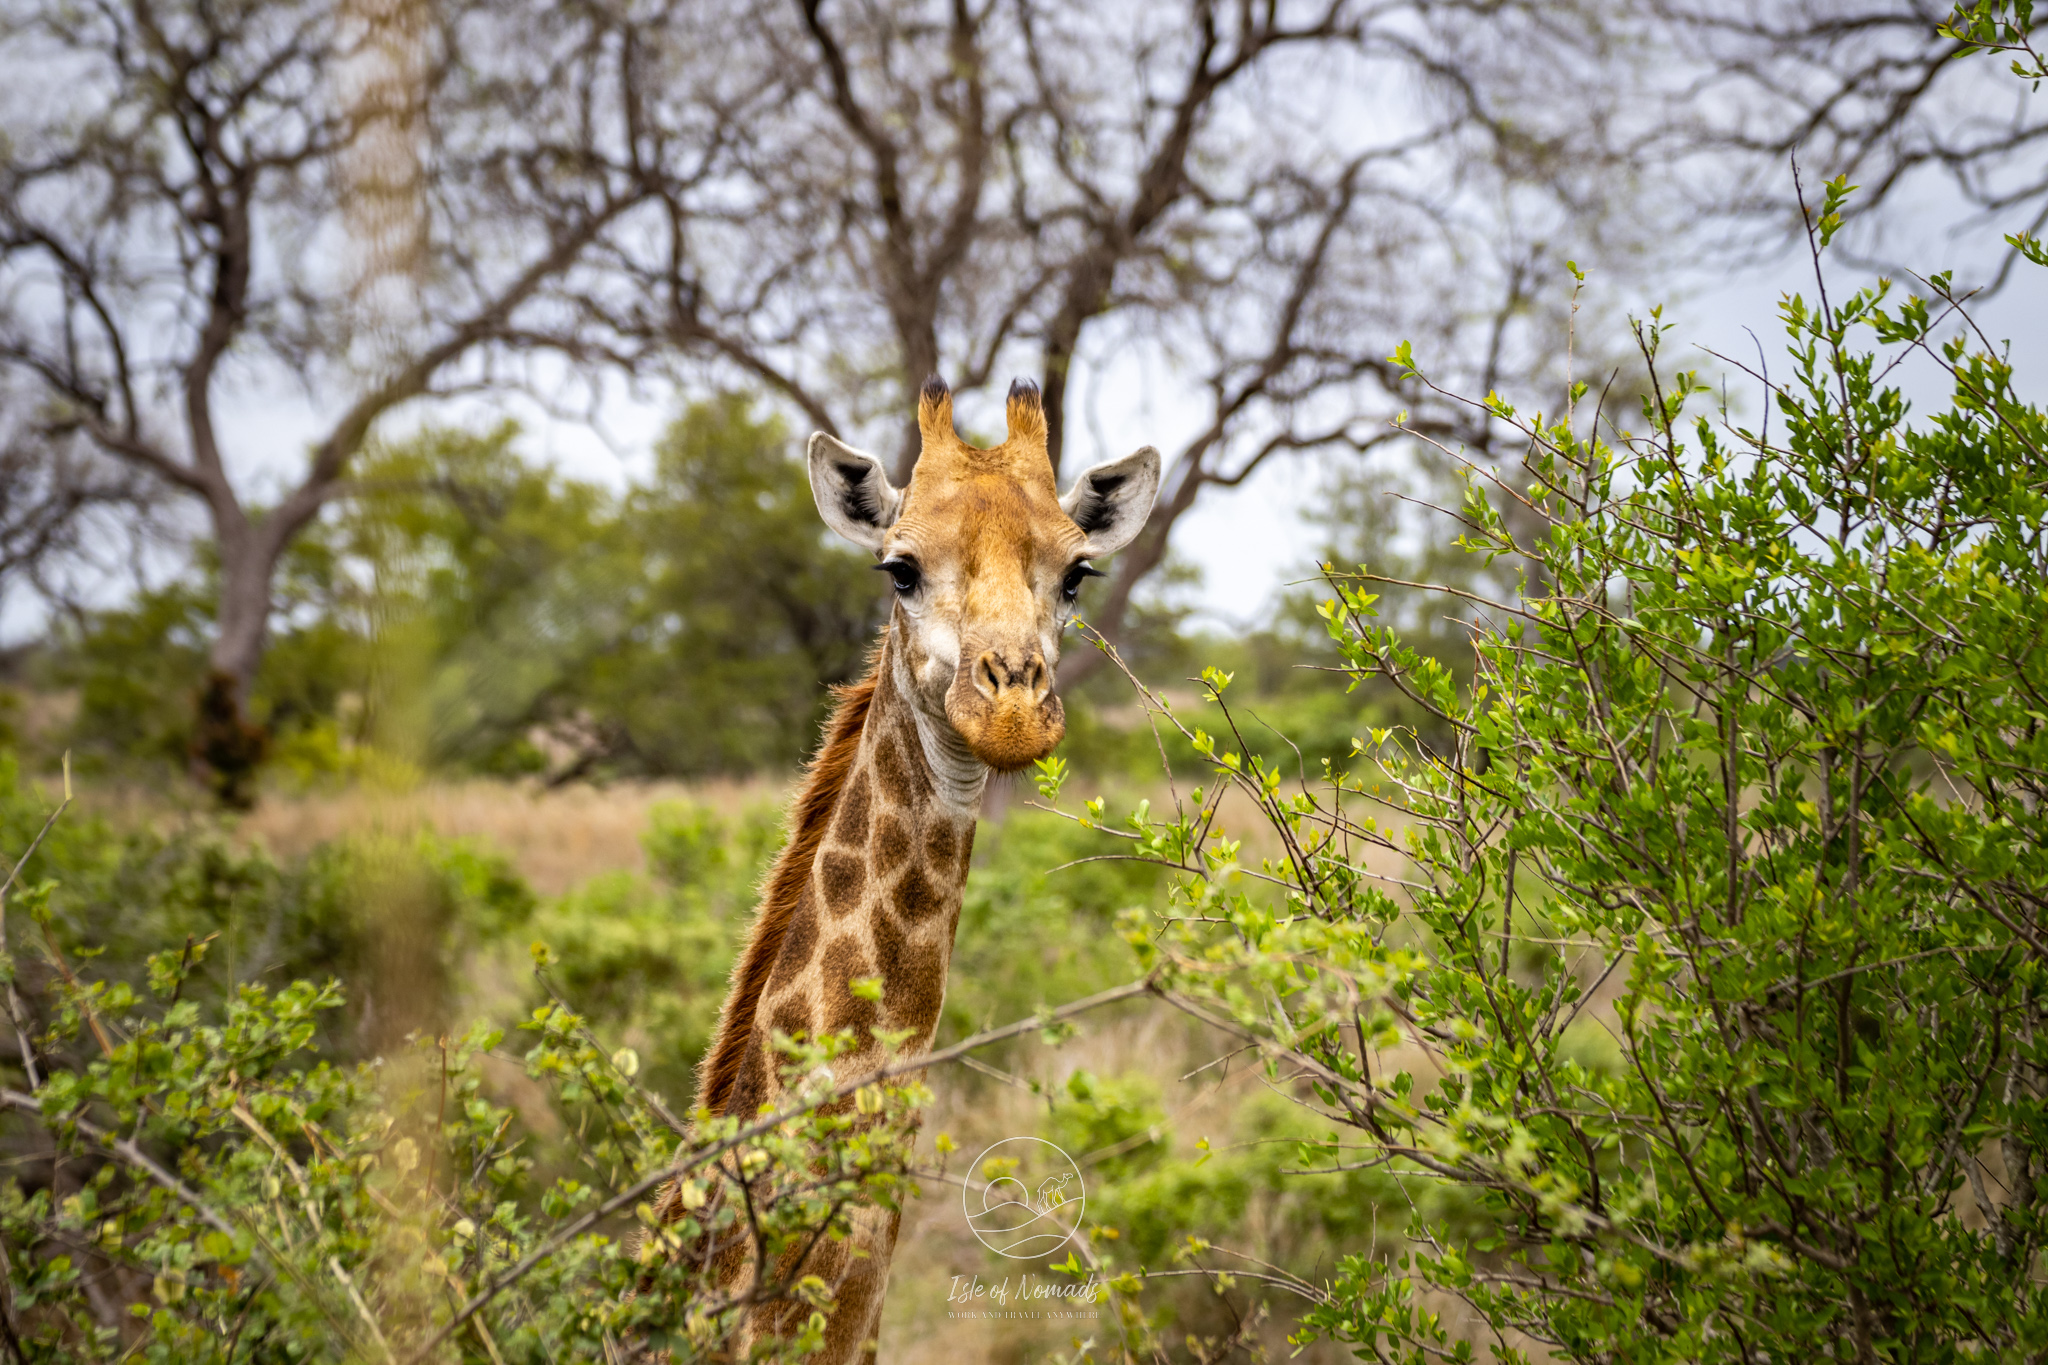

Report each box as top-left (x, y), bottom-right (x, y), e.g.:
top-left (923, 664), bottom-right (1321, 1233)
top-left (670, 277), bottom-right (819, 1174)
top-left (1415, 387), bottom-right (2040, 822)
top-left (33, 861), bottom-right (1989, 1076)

top-left (0, 744), bottom-right (1222, 1360)
top-left (37, 398), bottom-right (886, 785)
top-left (0, 760), bottom-right (950, 1361)
top-left (1057, 210), bottom-right (2048, 1358)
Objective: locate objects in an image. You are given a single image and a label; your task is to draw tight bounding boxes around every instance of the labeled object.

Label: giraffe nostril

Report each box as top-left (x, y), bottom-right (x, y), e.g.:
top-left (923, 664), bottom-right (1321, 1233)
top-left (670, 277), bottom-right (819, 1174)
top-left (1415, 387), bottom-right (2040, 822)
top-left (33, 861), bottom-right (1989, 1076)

top-left (973, 651), bottom-right (1003, 699)
top-left (970, 649), bottom-right (1052, 703)
top-left (1024, 654), bottom-right (1047, 694)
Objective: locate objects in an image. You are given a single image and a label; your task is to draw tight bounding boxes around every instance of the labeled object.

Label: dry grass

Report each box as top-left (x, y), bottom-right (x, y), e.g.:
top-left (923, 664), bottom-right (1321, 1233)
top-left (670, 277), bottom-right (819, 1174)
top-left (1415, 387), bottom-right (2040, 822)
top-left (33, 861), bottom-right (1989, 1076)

top-left (235, 776), bottom-right (788, 894)
top-left (62, 770), bottom-right (788, 895)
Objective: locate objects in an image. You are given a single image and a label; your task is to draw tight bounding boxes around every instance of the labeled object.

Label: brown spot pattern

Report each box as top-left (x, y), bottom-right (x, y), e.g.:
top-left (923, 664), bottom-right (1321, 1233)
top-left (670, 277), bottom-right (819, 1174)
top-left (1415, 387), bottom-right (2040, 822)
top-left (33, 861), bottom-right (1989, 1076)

top-left (956, 822), bottom-right (977, 879)
top-left (823, 941), bottom-right (880, 1047)
top-left (820, 935), bottom-right (870, 989)
top-left (807, 1237), bottom-right (850, 1285)
top-left (892, 864), bottom-right (945, 925)
top-left (873, 814), bottom-right (911, 873)
top-left (872, 739), bottom-right (911, 805)
top-left (834, 770), bottom-right (871, 844)
top-left (818, 1212), bottom-right (900, 1363)
top-left (871, 912), bottom-right (906, 988)
top-left (828, 985), bottom-right (879, 1045)
top-left (768, 893), bottom-right (820, 990)
top-left (893, 725), bottom-right (933, 799)
top-left (712, 1229), bottom-right (750, 1286)
top-left (821, 935), bottom-right (880, 1044)
top-left (769, 995), bottom-right (814, 1042)
top-left (889, 935), bottom-right (947, 1031)
top-left (762, 1298), bottom-right (809, 1338)
top-left (871, 911), bottom-right (947, 1031)
top-left (819, 850), bottom-right (867, 916)
top-left (762, 1237), bottom-right (821, 1336)
top-left (923, 820), bottom-right (955, 871)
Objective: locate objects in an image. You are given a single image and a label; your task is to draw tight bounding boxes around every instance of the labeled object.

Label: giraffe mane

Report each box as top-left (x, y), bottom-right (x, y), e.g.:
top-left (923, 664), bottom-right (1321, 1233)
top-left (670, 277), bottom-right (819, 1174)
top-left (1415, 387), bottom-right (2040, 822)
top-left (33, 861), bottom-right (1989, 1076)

top-left (696, 649), bottom-right (880, 1118)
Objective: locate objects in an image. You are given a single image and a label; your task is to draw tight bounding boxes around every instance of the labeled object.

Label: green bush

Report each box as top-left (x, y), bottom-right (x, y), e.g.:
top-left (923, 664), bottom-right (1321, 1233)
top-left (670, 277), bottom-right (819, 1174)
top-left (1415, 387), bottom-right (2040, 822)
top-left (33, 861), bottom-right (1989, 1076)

top-left (941, 806), bottom-right (1165, 1042)
top-left (1056, 202), bottom-right (2048, 1358)
top-left (1079, 1090), bottom-right (1489, 1271)
top-left (522, 798), bottom-right (781, 1102)
top-left (0, 767), bottom-right (931, 1362)
top-left (0, 756), bottom-right (528, 1061)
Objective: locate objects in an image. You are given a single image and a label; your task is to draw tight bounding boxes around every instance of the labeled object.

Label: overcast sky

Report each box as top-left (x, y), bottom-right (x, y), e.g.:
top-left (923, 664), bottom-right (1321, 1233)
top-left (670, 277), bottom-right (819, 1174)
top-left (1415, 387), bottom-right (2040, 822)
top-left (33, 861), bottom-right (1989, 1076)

top-left (1167, 228), bottom-right (2048, 626)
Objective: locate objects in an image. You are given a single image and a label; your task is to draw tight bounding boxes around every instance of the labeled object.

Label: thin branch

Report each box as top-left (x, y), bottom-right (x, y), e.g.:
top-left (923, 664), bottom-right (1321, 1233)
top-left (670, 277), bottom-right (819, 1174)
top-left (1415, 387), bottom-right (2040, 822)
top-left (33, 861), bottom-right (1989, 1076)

top-left (399, 976), bottom-right (1157, 1364)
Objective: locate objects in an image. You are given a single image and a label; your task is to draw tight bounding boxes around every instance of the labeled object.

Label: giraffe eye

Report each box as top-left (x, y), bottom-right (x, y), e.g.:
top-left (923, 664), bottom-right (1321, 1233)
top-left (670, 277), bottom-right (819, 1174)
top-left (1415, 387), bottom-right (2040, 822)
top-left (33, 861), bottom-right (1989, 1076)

top-left (1061, 563), bottom-right (1104, 602)
top-left (876, 559), bottom-right (921, 594)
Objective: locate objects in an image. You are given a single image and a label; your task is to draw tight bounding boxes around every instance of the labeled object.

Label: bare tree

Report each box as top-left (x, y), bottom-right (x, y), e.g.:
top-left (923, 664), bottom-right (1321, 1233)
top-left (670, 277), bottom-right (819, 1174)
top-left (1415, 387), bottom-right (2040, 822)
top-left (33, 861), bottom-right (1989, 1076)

top-left (0, 431), bottom-right (157, 627)
top-left (0, 0), bottom-right (731, 796)
top-left (592, 0), bottom-right (1652, 680)
top-left (1653, 0), bottom-right (2048, 283)
top-left (1, 0), bottom-right (1661, 789)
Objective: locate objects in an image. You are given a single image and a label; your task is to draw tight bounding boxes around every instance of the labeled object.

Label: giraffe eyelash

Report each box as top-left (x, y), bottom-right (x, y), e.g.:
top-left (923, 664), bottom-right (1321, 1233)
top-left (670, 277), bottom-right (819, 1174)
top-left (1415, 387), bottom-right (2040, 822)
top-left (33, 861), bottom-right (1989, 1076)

top-left (876, 558), bottom-right (921, 594)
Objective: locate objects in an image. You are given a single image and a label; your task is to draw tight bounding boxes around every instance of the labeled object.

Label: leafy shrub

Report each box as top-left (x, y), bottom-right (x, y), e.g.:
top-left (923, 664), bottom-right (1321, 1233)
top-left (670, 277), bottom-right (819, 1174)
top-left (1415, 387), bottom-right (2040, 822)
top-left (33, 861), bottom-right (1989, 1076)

top-left (1051, 203), bottom-right (2048, 1359)
top-left (527, 871), bottom-right (735, 1105)
top-left (0, 757), bottom-right (523, 1060)
top-left (942, 807), bottom-right (1165, 1042)
top-left (642, 799), bottom-right (786, 894)
top-left (0, 771), bottom-right (931, 1362)
top-left (1048, 1069), bottom-right (1166, 1182)
top-left (521, 799), bottom-right (781, 1103)
top-left (1080, 1091), bottom-right (1490, 1273)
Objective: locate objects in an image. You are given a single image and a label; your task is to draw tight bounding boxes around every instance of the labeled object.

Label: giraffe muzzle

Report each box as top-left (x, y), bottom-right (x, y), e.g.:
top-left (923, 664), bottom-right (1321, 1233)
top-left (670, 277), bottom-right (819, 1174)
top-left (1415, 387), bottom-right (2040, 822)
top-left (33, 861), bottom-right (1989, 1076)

top-left (946, 645), bottom-right (1065, 771)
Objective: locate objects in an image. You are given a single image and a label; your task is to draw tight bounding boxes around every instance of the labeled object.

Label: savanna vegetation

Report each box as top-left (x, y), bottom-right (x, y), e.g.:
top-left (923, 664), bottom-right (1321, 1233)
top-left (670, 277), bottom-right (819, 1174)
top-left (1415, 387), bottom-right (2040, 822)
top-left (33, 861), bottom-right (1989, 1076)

top-left (0, 0), bottom-right (2044, 1361)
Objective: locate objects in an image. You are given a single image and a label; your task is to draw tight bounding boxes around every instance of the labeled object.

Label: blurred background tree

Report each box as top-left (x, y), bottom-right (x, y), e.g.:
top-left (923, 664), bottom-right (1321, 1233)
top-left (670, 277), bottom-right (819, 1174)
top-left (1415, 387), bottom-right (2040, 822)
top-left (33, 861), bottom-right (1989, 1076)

top-left (1655, 0), bottom-right (2048, 283)
top-left (42, 402), bottom-right (884, 785)
top-left (595, 395), bottom-right (886, 775)
top-left (4, 0), bottom-right (2042, 803)
top-left (0, 0), bottom-right (1666, 799)
top-left (0, 0), bottom-right (694, 799)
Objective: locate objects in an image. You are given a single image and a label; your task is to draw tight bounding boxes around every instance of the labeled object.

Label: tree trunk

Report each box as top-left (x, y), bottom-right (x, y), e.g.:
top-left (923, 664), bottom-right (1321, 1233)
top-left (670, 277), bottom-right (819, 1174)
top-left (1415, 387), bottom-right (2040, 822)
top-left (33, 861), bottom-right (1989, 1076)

top-left (192, 522), bottom-right (277, 808)
top-left (892, 329), bottom-right (941, 485)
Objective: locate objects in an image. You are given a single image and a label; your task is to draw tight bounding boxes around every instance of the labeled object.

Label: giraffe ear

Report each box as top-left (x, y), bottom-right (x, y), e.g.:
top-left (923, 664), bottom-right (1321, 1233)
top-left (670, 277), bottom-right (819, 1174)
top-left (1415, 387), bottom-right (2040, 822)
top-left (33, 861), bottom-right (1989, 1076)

top-left (1061, 446), bottom-right (1160, 557)
top-left (808, 433), bottom-right (904, 552)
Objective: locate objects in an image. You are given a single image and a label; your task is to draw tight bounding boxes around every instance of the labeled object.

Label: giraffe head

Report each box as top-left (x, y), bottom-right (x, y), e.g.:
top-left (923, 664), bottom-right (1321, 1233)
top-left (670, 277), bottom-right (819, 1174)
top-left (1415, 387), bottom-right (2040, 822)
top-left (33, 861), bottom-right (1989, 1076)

top-left (808, 376), bottom-right (1159, 773)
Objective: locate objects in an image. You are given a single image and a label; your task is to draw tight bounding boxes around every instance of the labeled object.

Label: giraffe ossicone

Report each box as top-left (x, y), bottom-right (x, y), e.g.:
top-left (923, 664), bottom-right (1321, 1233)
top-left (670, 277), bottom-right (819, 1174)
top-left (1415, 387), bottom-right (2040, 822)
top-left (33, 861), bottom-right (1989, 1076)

top-left (663, 376), bottom-right (1158, 1363)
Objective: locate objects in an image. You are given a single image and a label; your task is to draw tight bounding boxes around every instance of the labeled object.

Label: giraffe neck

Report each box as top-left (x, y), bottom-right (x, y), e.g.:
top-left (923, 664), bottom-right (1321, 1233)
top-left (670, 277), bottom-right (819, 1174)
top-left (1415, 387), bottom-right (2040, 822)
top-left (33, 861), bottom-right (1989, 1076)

top-left (698, 631), bottom-right (986, 1362)
top-left (728, 631), bottom-right (984, 1115)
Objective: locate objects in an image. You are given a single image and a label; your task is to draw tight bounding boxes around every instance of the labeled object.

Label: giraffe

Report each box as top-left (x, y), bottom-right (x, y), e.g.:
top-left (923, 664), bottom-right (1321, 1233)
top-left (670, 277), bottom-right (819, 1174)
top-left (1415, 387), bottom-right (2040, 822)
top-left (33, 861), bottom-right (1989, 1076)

top-left (665, 374), bottom-right (1158, 1362)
